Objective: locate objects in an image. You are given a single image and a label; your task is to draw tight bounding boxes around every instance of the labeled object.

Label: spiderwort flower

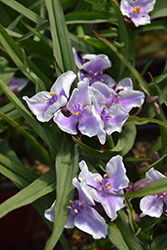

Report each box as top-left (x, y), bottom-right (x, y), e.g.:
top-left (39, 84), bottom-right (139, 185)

top-left (53, 78), bottom-right (103, 138)
top-left (72, 48), bottom-right (115, 86)
top-left (79, 156), bottom-right (129, 221)
top-left (92, 77), bottom-right (145, 112)
top-left (89, 86), bottom-right (129, 144)
top-left (140, 168), bottom-right (167, 218)
top-left (120, 0), bottom-right (156, 27)
top-left (44, 177), bottom-right (108, 239)
top-left (23, 71), bottom-right (76, 122)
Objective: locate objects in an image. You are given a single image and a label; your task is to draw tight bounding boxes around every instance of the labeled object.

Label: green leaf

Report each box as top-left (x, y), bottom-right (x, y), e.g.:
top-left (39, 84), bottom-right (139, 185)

top-left (92, 30), bottom-right (150, 96)
top-left (0, 152), bottom-right (38, 187)
top-left (45, 0), bottom-right (77, 78)
top-left (125, 116), bottom-right (167, 130)
top-left (0, 169), bottom-right (56, 218)
top-left (0, 78), bottom-right (57, 153)
top-left (149, 72), bottom-right (167, 107)
top-left (151, 234), bottom-right (167, 250)
top-left (45, 135), bottom-right (79, 250)
top-left (0, 110), bottom-right (54, 167)
top-left (65, 9), bottom-right (116, 24)
top-left (0, 23), bottom-right (49, 91)
top-left (108, 210), bottom-right (143, 250)
top-left (72, 125), bottom-right (136, 160)
top-left (125, 198), bottom-right (151, 249)
top-left (108, 223), bottom-right (130, 250)
top-left (151, 0), bottom-right (167, 19)
top-left (0, 0), bottom-right (47, 25)
top-left (125, 175), bottom-right (167, 198)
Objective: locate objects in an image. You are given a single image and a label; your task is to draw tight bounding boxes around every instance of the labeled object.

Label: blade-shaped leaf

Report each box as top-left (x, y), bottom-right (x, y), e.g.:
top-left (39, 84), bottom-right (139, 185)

top-left (45, 0), bottom-right (77, 80)
top-left (0, 23), bottom-right (51, 91)
top-left (108, 210), bottom-right (143, 250)
top-left (0, 0), bottom-right (47, 25)
top-left (0, 169), bottom-right (56, 218)
top-left (0, 78), bottom-right (58, 153)
top-left (45, 135), bottom-right (79, 250)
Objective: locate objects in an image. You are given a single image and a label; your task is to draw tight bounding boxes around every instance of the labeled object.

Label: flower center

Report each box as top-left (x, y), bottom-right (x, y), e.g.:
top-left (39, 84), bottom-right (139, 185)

top-left (96, 175), bottom-right (111, 193)
top-left (155, 192), bottom-right (167, 199)
top-left (87, 70), bottom-right (104, 85)
top-left (43, 92), bottom-right (58, 105)
top-left (71, 102), bottom-right (89, 118)
top-left (133, 7), bottom-right (141, 14)
top-left (67, 200), bottom-right (82, 214)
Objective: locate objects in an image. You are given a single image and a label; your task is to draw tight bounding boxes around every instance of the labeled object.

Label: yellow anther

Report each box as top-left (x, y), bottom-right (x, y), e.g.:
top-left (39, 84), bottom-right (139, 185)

top-left (50, 92), bottom-right (56, 96)
top-left (163, 192), bottom-right (167, 195)
top-left (109, 114), bottom-right (112, 119)
top-left (84, 106), bottom-right (88, 110)
top-left (133, 7), bottom-right (141, 13)
top-left (119, 102), bottom-right (122, 105)
top-left (110, 94), bottom-right (113, 98)
top-left (160, 195), bottom-right (164, 199)
top-left (43, 98), bottom-right (45, 102)
top-left (74, 209), bottom-right (78, 213)
top-left (47, 100), bottom-right (49, 103)
top-left (108, 100), bottom-right (111, 103)
top-left (78, 202), bottom-right (82, 206)
top-left (69, 200), bottom-right (73, 204)
top-left (101, 79), bottom-right (104, 82)
top-left (106, 187), bottom-right (110, 190)
top-left (78, 102), bottom-right (82, 106)
top-left (117, 96), bottom-right (120, 99)
top-left (96, 179), bottom-right (100, 184)
top-left (115, 93), bottom-right (118, 96)
top-left (83, 59), bottom-right (86, 62)
top-left (68, 206), bottom-right (72, 209)
top-left (105, 182), bottom-right (110, 187)
top-left (99, 187), bottom-right (102, 191)
top-left (89, 70), bottom-right (92, 73)
top-left (98, 113), bottom-right (101, 116)
top-left (75, 111), bottom-right (79, 116)
top-left (71, 103), bottom-right (74, 107)
top-left (112, 103), bottom-right (115, 105)
top-left (94, 72), bottom-right (98, 76)
top-left (155, 194), bottom-right (158, 197)
top-left (104, 174), bottom-right (108, 178)
top-left (102, 105), bottom-right (107, 110)
top-left (89, 77), bottom-right (92, 80)
top-left (100, 71), bottom-right (103, 74)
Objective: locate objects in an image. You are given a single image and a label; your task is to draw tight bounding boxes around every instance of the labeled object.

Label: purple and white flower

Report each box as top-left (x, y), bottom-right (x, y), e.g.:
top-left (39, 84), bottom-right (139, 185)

top-left (79, 156), bottom-right (129, 221)
top-left (120, 0), bottom-right (156, 27)
top-left (92, 77), bottom-right (145, 112)
top-left (53, 78), bottom-right (103, 138)
top-left (23, 71), bottom-right (76, 122)
top-left (73, 48), bottom-right (115, 86)
top-left (89, 86), bottom-right (129, 144)
top-left (140, 168), bottom-right (167, 218)
top-left (44, 177), bottom-right (108, 239)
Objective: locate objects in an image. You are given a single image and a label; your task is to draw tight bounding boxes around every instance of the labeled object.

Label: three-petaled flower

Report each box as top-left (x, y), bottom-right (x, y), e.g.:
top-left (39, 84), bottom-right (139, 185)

top-left (120, 0), bottom-right (156, 27)
top-left (78, 156), bottom-right (129, 221)
top-left (140, 168), bottom-right (167, 218)
top-left (23, 71), bottom-right (76, 122)
top-left (72, 48), bottom-right (115, 86)
top-left (44, 177), bottom-right (108, 239)
top-left (53, 78), bottom-right (103, 138)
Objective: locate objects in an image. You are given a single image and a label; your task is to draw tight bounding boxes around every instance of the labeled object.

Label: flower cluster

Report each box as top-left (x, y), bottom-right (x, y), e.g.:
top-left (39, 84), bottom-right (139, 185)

top-left (44, 158), bottom-right (167, 239)
top-left (23, 51), bottom-right (145, 144)
top-left (45, 156), bottom-right (129, 239)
